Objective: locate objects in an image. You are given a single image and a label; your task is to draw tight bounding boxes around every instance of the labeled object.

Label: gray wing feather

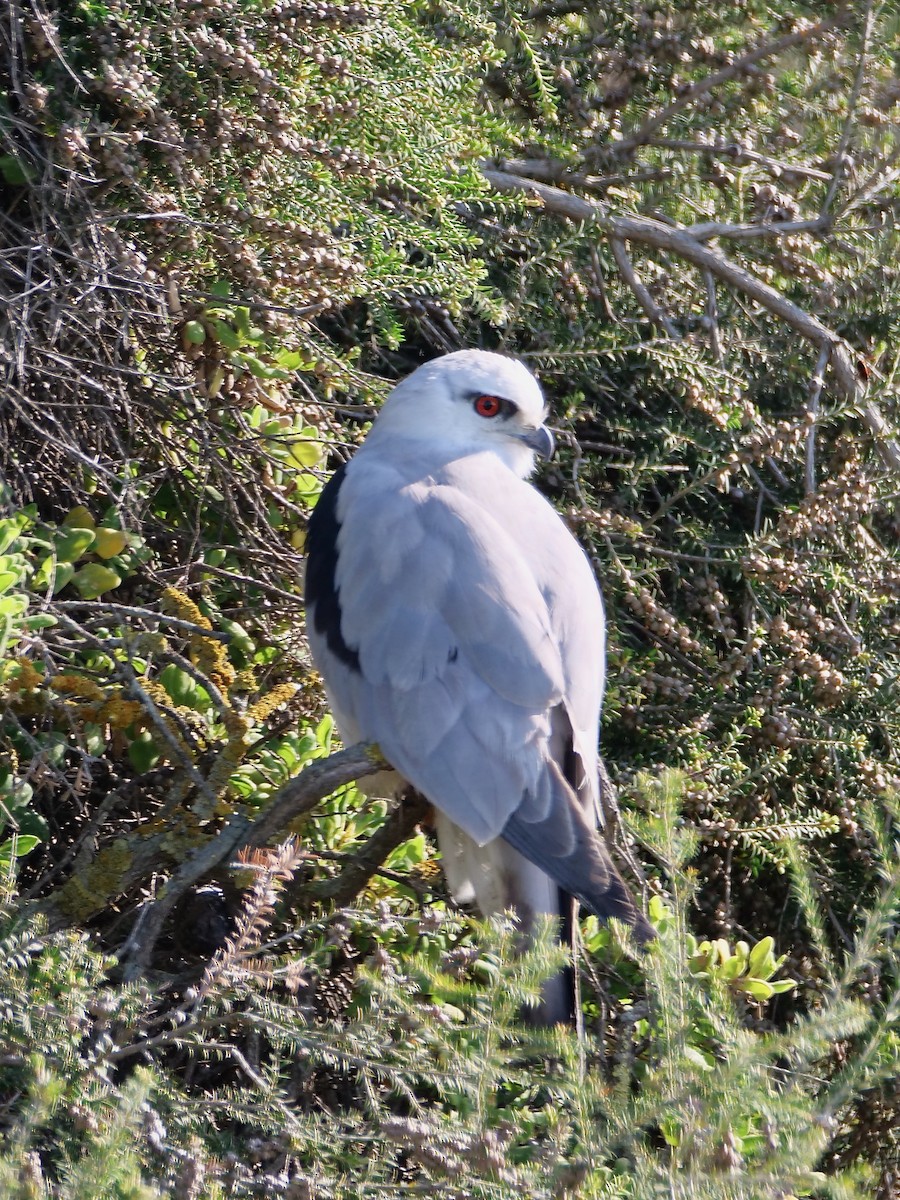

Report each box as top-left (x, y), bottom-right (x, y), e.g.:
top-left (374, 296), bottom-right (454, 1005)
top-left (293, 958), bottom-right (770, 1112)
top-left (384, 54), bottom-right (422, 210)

top-left (338, 476), bottom-right (565, 702)
top-left (319, 460), bottom-right (568, 844)
top-left (312, 452), bottom-right (646, 938)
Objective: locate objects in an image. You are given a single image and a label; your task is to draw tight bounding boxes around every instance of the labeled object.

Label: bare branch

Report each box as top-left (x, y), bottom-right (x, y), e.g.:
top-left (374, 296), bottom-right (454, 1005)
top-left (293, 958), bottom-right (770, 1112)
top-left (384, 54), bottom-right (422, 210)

top-left (608, 237), bottom-right (678, 338)
top-left (684, 217), bottom-right (829, 242)
top-left (495, 157), bottom-right (671, 195)
top-left (820, 0), bottom-right (876, 218)
top-left (50, 599), bottom-right (231, 640)
top-left (115, 741), bottom-right (385, 979)
top-left (643, 139), bottom-right (832, 183)
top-left (306, 789), bottom-right (433, 906)
top-left (702, 269), bottom-right (723, 366)
top-left (805, 343), bottom-right (832, 495)
top-left (611, 13), bottom-right (850, 157)
top-left (480, 167), bottom-right (864, 402)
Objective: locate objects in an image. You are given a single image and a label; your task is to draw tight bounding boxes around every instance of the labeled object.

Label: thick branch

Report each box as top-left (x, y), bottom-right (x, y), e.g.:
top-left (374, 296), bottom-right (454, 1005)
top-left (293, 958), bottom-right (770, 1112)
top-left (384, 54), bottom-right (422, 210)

top-left (480, 167), bottom-right (863, 402)
top-left (305, 789), bottom-right (433, 906)
top-left (50, 742), bottom-right (385, 977)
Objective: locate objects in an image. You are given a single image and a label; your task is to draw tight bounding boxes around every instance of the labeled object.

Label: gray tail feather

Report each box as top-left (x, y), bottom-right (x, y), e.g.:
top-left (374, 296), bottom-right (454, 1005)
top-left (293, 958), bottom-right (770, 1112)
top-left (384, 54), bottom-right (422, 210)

top-left (501, 773), bottom-right (654, 946)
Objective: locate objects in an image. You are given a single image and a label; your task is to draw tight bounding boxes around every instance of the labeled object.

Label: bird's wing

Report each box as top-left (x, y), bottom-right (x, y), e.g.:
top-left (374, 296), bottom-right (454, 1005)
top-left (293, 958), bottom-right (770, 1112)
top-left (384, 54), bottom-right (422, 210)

top-left (318, 459), bottom-right (566, 844)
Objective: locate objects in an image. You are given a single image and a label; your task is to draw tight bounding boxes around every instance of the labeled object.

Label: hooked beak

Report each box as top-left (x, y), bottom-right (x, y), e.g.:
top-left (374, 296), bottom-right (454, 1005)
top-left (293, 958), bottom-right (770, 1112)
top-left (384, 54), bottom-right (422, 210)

top-left (518, 424), bottom-right (556, 460)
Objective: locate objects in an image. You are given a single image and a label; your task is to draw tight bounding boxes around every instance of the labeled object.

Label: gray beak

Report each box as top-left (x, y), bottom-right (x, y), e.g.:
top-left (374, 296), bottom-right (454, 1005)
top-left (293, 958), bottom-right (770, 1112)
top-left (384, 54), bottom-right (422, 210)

top-left (519, 424), bottom-right (555, 460)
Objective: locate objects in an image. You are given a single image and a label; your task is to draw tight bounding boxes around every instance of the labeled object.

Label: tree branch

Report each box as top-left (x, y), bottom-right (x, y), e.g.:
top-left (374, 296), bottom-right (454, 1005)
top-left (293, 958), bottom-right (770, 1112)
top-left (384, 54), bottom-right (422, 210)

top-left (608, 236), bottom-right (678, 337)
top-left (305, 789), bottom-right (434, 906)
top-left (480, 167), bottom-right (864, 403)
top-left (820, 0), bottom-right (875, 218)
top-left (610, 13), bottom-right (849, 157)
top-left (805, 343), bottom-right (831, 495)
top-left (684, 217), bottom-right (830, 242)
top-left (107, 742), bottom-right (385, 979)
top-left (642, 139), bottom-right (832, 183)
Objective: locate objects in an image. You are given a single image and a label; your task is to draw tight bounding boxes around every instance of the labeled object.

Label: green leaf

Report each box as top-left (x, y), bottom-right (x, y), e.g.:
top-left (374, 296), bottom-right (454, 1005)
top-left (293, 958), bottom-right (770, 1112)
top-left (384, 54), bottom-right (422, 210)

top-left (769, 978), bottom-right (798, 994)
top-left (158, 664), bottom-right (197, 706)
top-left (22, 614), bottom-right (58, 631)
top-left (210, 319), bottom-right (242, 350)
top-left (275, 350), bottom-right (305, 370)
top-left (747, 936), bottom-right (776, 979)
top-left (0, 594), bottom-right (29, 618)
top-left (0, 834), bottom-right (40, 872)
top-left (683, 1045), bottom-right (716, 1071)
top-left (0, 516), bottom-right (28, 553)
top-left (72, 563), bottom-right (121, 599)
top-left (63, 505), bottom-right (96, 529)
top-left (236, 352), bottom-right (289, 381)
top-left (93, 528), bottom-right (128, 558)
top-left (55, 527), bottom-right (97, 562)
top-left (719, 954), bottom-right (744, 981)
top-left (128, 731), bottom-right (160, 773)
top-left (51, 563), bottom-right (76, 594)
top-left (0, 153), bottom-right (33, 185)
top-left (741, 978), bottom-right (775, 1001)
top-left (316, 714), bottom-right (334, 752)
top-left (287, 439), bottom-right (323, 469)
top-left (183, 320), bottom-right (207, 345)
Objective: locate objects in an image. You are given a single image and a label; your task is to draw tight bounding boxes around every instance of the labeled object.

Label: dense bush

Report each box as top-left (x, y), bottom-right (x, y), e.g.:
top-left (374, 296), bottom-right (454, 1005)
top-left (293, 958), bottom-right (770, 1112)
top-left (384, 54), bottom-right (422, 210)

top-left (1, 0), bottom-right (898, 1195)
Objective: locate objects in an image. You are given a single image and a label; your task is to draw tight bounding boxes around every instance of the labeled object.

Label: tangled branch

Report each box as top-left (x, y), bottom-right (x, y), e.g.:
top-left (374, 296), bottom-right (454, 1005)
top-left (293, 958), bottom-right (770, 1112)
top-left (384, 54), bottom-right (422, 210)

top-left (46, 741), bottom-right (386, 978)
top-left (480, 167), bottom-right (900, 475)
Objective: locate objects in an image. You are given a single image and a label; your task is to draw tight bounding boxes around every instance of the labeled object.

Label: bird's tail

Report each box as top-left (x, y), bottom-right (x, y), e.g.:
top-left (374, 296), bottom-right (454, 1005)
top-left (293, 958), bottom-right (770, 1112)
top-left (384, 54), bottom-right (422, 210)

top-left (501, 761), bottom-right (654, 945)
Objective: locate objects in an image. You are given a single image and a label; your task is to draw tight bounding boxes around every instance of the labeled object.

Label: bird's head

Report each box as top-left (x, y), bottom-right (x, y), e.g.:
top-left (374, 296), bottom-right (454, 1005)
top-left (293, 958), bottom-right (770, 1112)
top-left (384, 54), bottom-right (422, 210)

top-left (369, 350), bottom-right (554, 477)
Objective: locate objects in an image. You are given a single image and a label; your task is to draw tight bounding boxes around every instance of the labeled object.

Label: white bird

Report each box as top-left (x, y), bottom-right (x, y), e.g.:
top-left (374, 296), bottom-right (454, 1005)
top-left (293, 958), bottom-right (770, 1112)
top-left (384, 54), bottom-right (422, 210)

top-left (304, 350), bottom-right (652, 1023)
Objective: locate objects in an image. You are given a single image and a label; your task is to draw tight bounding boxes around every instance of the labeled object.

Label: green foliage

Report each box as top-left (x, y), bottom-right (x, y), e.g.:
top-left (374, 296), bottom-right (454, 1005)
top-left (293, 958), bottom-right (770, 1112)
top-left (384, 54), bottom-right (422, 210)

top-left (0, 776), bottom-right (896, 1197)
top-left (2, 0), bottom-right (900, 1192)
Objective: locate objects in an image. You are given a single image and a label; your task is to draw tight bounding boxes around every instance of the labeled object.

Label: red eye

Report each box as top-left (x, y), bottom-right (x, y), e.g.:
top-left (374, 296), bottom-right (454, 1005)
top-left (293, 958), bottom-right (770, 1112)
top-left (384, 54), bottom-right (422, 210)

top-left (474, 394), bottom-right (502, 418)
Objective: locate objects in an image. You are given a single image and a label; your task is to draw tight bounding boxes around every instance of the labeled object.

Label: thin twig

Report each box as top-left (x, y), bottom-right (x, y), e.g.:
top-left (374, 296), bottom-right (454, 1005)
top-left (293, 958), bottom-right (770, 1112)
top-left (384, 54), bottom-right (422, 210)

top-left (702, 268), bottom-right (723, 365)
top-left (51, 599), bottom-right (231, 640)
top-left (685, 217), bottom-right (829, 242)
top-left (609, 237), bottom-right (679, 337)
top-left (820, 0), bottom-right (875, 219)
top-left (805, 343), bottom-right (832, 495)
top-left (611, 13), bottom-right (849, 156)
top-left (643, 139), bottom-right (832, 182)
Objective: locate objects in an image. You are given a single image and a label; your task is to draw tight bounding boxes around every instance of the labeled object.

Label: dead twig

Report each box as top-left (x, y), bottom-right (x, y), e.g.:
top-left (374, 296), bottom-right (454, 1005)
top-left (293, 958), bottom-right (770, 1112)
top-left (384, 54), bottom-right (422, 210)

top-left (610, 13), bottom-right (849, 157)
top-left (820, 0), bottom-right (875, 219)
top-left (643, 139), bottom-right (832, 183)
top-left (51, 599), bottom-right (231, 640)
top-left (805, 343), bottom-right (832, 495)
top-left (608, 237), bottom-right (678, 338)
top-left (702, 268), bottom-right (723, 366)
top-left (684, 217), bottom-right (829, 242)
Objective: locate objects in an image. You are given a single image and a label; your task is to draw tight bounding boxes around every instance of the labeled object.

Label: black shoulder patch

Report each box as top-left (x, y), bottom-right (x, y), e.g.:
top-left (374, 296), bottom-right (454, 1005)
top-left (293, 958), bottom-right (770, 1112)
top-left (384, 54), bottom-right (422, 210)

top-left (304, 462), bottom-right (361, 673)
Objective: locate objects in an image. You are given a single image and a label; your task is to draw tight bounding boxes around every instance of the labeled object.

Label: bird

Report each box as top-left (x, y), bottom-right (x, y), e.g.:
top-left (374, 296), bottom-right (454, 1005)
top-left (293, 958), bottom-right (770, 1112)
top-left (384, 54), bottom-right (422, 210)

top-left (304, 349), bottom-right (652, 1023)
